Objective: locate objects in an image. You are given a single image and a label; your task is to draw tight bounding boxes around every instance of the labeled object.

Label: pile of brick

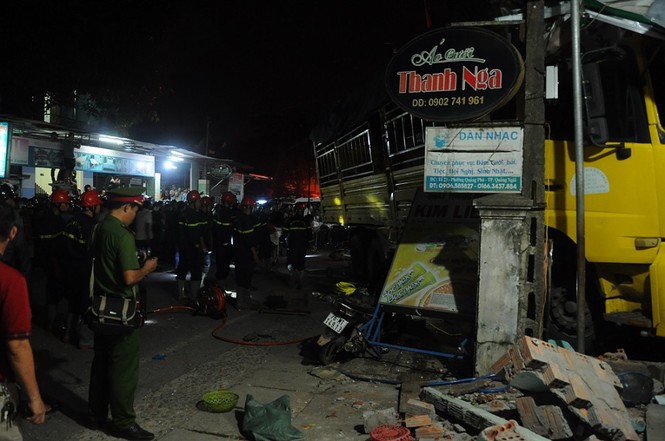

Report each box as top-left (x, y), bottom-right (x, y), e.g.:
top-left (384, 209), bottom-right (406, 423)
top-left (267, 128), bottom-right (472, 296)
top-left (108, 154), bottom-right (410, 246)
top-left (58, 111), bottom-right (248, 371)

top-left (362, 399), bottom-right (474, 441)
top-left (403, 399), bottom-right (444, 439)
top-left (491, 336), bottom-right (638, 440)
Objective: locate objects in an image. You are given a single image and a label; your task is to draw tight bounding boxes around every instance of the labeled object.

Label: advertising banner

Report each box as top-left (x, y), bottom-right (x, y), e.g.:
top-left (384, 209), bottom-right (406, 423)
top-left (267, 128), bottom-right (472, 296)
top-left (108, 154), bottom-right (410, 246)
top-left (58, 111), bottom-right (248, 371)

top-left (424, 126), bottom-right (523, 193)
top-left (74, 145), bottom-right (154, 177)
top-left (378, 191), bottom-right (479, 314)
top-left (10, 137), bottom-right (154, 177)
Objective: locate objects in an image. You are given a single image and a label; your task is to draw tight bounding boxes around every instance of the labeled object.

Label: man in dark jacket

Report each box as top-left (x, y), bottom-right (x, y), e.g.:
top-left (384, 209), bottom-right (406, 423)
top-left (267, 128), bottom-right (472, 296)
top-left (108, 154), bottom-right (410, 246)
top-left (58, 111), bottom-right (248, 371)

top-left (0, 183), bottom-right (30, 275)
top-left (62, 189), bottom-right (103, 349)
top-left (284, 213), bottom-right (313, 289)
top-left (233, 196), bottom-right (260, 309)
top-left (212, 192), bottom-right (237, 283)
top-left (34, 189), bottom-right (72, 334)
top-left (175, 190), bottom-right (207, 303)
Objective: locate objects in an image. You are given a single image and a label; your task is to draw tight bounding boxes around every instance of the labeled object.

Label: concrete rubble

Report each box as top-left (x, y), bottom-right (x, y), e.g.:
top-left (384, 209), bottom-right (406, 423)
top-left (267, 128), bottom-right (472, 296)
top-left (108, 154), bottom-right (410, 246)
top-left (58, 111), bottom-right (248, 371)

top-left (414, 336), bottom-right (665, 441)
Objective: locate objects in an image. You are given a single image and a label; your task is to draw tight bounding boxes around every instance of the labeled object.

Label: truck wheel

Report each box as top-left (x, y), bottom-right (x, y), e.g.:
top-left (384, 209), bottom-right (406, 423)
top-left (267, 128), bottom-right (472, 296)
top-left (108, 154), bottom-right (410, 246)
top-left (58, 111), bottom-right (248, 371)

top-left (319, 336), bottom-right (345, 365)
top-left (547, 284), bottom-right (596, 350)
top-left (546, 231), bottom-right (597, 351)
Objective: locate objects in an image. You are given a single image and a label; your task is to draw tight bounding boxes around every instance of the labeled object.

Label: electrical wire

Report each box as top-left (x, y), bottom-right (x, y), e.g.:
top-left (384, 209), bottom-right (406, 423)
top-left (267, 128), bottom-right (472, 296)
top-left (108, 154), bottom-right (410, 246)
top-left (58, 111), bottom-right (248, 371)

top-left (148, 305), bottom-right (196, 314)
top-left (421, 373), bottom-right (496, 387)
top-left (478, 385), bottom-right (510, 394)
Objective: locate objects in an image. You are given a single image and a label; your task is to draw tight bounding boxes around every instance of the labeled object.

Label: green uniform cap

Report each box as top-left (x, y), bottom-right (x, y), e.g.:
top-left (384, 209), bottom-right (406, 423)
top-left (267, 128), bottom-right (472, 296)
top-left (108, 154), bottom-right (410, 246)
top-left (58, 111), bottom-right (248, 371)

top-left (106, 187), bottom-right (144, 205)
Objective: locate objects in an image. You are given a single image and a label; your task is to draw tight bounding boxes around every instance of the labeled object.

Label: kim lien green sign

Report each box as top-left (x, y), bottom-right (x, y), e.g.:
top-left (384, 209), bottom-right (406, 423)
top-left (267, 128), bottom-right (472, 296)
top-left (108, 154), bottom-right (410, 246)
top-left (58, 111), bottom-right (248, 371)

top-left (385, 27), bottom-right (524, 122)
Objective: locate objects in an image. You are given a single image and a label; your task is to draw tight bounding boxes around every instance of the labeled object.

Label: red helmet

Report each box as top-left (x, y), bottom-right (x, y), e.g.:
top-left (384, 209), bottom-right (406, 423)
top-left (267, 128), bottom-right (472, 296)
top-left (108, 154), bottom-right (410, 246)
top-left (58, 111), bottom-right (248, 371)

top-left (221, 191), bottom-right (237, 204)
top-left (50, 189), bottom-right (71, 204)
top-left (201, 196), bottom-right (212, 206)
top-left (240, 196), bottom-right (255, 207)
top-left (80, 190), bottom-right (102, 208)
top-left (186, 190), bottom-right (201, 202)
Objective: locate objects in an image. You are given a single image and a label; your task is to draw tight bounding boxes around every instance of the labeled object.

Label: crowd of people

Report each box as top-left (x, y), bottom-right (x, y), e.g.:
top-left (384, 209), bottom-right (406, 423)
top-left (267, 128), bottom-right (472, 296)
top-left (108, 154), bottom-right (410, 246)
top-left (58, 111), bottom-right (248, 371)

top-left (0, 181), bottom-right (318, 439)
top-left (165, 190), bottom-right (317, 308)
top-left (159, 184), bottom-right (194, 202)
top-left (1, 182), bottom-right (319, 335)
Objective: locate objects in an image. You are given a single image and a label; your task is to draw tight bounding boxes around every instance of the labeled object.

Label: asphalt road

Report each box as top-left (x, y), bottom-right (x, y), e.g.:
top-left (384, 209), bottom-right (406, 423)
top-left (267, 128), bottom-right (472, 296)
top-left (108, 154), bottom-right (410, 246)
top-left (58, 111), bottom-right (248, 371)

top-left (20, 250), bottom-right (362, 440)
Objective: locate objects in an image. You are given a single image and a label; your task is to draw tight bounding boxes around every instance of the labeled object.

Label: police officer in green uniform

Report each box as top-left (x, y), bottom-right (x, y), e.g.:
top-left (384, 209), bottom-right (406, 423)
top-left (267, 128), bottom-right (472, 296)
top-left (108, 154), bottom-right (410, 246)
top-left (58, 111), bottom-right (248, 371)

top-left (88, 187), bottom-right (158, 440)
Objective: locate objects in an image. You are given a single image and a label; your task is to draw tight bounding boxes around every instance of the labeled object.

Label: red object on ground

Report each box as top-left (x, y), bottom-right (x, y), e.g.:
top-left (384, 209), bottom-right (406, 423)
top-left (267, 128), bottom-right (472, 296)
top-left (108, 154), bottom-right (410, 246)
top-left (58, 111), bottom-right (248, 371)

top-left (370, 424), bottom-right (412, 441)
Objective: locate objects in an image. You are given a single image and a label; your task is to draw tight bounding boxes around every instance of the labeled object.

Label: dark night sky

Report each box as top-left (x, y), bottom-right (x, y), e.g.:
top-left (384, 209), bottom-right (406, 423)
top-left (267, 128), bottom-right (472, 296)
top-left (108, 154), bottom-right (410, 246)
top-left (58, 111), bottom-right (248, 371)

top-left (0, 1), bottom-right (494, 176)
top-left (130, 1), bottom-right (433, 171)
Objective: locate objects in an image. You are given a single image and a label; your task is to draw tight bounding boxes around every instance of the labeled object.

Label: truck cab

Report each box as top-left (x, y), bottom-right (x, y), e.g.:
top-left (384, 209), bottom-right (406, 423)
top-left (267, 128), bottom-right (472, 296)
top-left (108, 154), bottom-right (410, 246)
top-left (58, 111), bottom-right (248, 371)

top-left (312, 11), bottom-right (665, 350)
top-left (544, 27), bottom-right (665, 341)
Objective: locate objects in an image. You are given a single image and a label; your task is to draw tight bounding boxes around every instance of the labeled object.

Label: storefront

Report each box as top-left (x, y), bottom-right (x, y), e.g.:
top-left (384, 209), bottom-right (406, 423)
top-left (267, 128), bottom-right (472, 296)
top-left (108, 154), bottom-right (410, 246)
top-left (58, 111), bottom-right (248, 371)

top-left (8, 134), bottom-right (155, 198)
top-left (1, 117), bottom-right (245, 202)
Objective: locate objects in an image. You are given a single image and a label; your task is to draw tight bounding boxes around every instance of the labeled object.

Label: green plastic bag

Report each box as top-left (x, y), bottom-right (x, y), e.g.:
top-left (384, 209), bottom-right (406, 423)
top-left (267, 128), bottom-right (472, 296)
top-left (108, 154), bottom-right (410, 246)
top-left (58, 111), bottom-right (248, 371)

top-left (242, 394), bottom-right (304, 441)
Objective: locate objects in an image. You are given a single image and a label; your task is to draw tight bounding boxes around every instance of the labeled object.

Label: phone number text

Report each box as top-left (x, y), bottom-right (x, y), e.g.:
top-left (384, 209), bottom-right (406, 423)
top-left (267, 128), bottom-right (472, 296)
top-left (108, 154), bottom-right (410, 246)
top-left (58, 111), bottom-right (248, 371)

top-left (412, 96), bottom-right (485, 107)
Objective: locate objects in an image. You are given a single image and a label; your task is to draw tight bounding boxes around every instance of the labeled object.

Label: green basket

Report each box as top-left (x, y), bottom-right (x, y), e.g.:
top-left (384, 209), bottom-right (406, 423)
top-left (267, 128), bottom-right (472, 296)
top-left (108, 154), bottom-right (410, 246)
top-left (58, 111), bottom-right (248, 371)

top-left (202, 390), bottom-right (239, 413)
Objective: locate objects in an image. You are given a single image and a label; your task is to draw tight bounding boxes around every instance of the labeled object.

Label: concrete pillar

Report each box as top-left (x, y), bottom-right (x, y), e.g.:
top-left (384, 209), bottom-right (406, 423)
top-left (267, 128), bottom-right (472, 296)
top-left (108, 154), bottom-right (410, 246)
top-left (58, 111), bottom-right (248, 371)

top-left (473, 194), bottom-right (533, 375)
top-left (20, 167), bottom-right (36, 198)
top-left (189, 161), bottom-right (200, 190)
top-left (198, 179), bottom-right (210, 195)
top-left (80, 171), bottom-right (94, 191)
top-left (147, 173), bottom-right (159, 200)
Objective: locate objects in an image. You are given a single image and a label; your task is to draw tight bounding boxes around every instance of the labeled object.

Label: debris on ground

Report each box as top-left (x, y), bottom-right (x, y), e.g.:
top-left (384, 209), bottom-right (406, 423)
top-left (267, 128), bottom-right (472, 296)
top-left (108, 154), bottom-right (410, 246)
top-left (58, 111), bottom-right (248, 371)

top-left (363, 408), bottom-right (400, 433)
top-left (493, 336), bottom-right (638, 440)
top-left (309, 337), bottom-right (665, 440)
top-left (416, 336), bottom-right (657, 441)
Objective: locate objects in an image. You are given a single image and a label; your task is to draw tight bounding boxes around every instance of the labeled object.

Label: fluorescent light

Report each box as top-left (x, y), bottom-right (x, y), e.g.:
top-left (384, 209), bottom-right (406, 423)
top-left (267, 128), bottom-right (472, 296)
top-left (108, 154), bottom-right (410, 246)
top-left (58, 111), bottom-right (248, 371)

top-left (170, 150), bottom-right (185, 156)
top-left (99, 135), bottom-right (124, 145)
top-left (167, 155), bottom-right (184, 162)
top-left (164, 161), bottom-right (177, 170)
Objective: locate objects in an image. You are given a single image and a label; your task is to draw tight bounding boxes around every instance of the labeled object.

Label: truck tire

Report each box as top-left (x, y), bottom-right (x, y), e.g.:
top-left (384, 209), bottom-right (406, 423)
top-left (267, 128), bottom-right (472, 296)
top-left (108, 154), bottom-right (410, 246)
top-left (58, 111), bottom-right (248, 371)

top-left (547, 285), bottom-right (596, 350)
top-left (546, 231), bottom-right (596, 351)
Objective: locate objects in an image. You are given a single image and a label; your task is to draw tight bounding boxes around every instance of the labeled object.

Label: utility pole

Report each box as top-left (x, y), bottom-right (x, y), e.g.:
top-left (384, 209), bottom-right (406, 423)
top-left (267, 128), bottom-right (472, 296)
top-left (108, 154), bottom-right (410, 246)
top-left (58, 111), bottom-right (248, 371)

top-left (205, 117), bottom-right (211, 156)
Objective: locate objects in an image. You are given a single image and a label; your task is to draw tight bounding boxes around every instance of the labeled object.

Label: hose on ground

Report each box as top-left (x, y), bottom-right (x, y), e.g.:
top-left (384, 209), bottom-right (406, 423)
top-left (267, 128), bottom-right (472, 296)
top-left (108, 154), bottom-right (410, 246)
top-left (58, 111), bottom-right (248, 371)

top-left (147, 302), bottom-right (318, 346)
top-left (332, 369), bottom-right (498, 388)
top-left (211, 312), bottom-right (317, 346)
top-left (148, 305), bottom-right (197, 314)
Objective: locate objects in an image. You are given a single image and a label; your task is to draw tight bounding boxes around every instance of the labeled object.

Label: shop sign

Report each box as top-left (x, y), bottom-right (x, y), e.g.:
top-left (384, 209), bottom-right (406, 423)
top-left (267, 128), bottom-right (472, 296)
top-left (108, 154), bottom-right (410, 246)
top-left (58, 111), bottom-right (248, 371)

top-left (379, 190), bottom-right (478, 314)
top-left (0, 122), bottom-right (8, 179)
top-left (227, 172), bottom-right (244, 201)
top-left (424, 126), bottom-right (523, 193)
top-left (385, 27), bottom-right (524, 122)
top-left (75, 145), bottom-right (154, 177)
top-left (10, 137), bottom-right (155, 177)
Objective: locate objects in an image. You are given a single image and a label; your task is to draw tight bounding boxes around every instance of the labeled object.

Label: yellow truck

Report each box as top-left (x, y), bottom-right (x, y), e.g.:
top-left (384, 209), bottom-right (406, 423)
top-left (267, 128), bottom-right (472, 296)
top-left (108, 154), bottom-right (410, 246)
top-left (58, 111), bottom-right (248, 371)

top-left (311, 2), bottom-right (665, 350)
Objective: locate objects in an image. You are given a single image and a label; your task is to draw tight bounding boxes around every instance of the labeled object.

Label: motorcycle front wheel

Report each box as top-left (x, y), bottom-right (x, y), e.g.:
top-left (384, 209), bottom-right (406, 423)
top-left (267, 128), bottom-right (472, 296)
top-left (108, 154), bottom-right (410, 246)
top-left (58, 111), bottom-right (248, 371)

top-left (319, 335), bottom-right (346, 365)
